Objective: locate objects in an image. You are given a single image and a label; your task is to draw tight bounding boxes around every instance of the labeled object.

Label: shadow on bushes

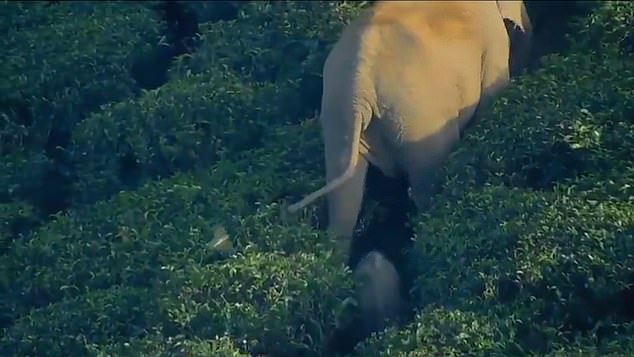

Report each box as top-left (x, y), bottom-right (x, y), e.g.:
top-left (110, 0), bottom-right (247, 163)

top-left (132, 1), bottom-right (245, 91)
top-left (524, 0), bottom-right (601, 69)
top-left (509, 141), bottom-right (589, 191)
top-left (0, 1), bottom-right (169, 245)
top-left (1, 0), bottom-right (253, 215)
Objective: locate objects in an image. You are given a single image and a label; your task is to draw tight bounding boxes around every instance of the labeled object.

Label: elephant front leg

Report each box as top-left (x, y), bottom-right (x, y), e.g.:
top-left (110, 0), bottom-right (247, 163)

top-left (326, 157), bottom-right (369, 266)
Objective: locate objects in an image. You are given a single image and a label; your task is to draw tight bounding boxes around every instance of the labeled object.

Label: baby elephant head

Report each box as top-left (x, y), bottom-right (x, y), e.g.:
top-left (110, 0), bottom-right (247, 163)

top-left (496, 0), bottom-right (533, 76)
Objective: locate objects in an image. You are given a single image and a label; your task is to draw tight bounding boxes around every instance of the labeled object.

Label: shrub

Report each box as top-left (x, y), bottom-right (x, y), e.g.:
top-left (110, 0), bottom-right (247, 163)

top-left (86, 334), bottom-right (249, 357)
top-left (70, 67), bottom-right (293, 206)
top-left (356, 304), bottom-right (634, 356)
top-left (0, 200), bottom-right (40, 255)
top-left (0, 151), bottom-right (69, 224)
top-left (566, 1), bottom-right (634, 54)
top-left (0, 152), bottom-right (49, 242)
top-left (160, 252), bottom-right (353, 356)
top-left (1, 120), bottom-right (327, 332)
top-left (545, 322), bottom-right (634, 356)
top-left (0, 286), bottom-right (164, 356)
top-left (438, 50), bottom-right (633, 195)
top-left (354, 305), bottom-right (514, 356)
top-left (0, 152), bottom-right (51, 201)
top-left (177, 0), bottom-right (243, 24)
top-left (408, 185), bottom-right (633, 351)
top-left (0, 252), bottom-right (353, 357)
top-left (169, 1), bottom-right (369, 117)
top-left (0, 1), bottom-right (163, 155)
top-left (171, 1), bottom-right (367, 80)
top-left (0, 1), bottom-right (122, 34)
top-left (0, 1), bottom-right (165, 237)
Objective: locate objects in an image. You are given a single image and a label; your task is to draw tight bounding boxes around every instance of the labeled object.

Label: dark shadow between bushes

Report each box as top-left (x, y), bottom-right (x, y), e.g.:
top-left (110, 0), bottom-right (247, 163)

top-left (326, 164), bottom-right (418, 355)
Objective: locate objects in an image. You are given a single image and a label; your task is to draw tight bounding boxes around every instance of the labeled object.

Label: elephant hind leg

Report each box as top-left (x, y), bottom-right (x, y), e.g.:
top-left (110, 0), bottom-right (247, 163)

top-left (327, 156), bottom-right (369, 260)
top-left (405, 120), bottom-right (461, 210)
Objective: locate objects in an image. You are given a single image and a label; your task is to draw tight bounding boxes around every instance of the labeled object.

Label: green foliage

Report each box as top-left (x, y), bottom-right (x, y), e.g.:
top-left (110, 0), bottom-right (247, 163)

top-left (0, 200), bottom-right (39, 255)
top-left (0, 0), bottom-right (165, 242)
top-left (0, 151), bottom-right (49, 245)
top-left (566, 1), bottom-right (634, 53)
top-left (171, 1), bottom-right (366, 80)
top-left (71, 68), bottom-right (290, 205)
top-left (1, 252), bottom-right (352, 356)
top-left (0, 286), bottom-right (164, 356)
top-left (358, 304), bottom-right (634, 356)
top-left (160, 252), bottom-right (353, 356)
top-left (176, 0), bottom-right (242, 24)
top-left (409, 186), bottom-right (633, 351)
top-left (169, 1), bottom-right (369, 117)
top-left (440, 50), bottom-right (633, 194)
top-left (355, 305), bottom-right (513, 356)
top-left (0, 1), bottom-right (163, 155)
top-left (0, 120), bottom-right (330, 337)
top-left (86, 334), bottom-right (249, 356)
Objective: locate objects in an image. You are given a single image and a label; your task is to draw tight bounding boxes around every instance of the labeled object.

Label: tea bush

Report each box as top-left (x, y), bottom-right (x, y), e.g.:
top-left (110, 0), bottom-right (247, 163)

top-left (0, 201), bottom-right (40, 265)
top-left (0, 286), bottom-right (164, 356)
top-left (566, 0), bottom-right (634, 53)
top-left (177, 0), bottom-right (243, 24)
top-left (402, 186), bottom-right (633, 354)
top-left (356, 304), bottom-right (634, 356)
top-left (437, 50), bottom-right (633, 194)
top-left (170, 1), bottom-right (368, 79)
top-left (0, 1), bottom-right (165, 244)
top-left (169, 1), bottom-right (369, 117)
top-left (354, 305), bottom-right (515, 356)
top-left (0, 252), bottom-right (352, 356)
top-left (70, 68), bottom-right (295, 206)
top-left (0, 120), bottom-right (331, 337)
top-left (85, 334), bottom-right (248, 357)
top-left (0, 152), bottom-right (49, 245)
top-left (0, 1), bottom-right (163, 155)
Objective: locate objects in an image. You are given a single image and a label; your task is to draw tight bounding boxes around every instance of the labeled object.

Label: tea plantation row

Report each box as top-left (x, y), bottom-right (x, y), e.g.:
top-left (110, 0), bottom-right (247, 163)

top-left (1, 1), bottom-right (633, 356)
top-left (0, 1), bottom-right (165, 252)
top-left (0, 117), bottom-right (360, 355)
top-left (0, 1), bottom-right (369, 254)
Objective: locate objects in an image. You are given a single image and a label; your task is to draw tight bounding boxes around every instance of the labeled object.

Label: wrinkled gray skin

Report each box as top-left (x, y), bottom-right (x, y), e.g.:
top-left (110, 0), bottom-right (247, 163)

top-left (288, 0), bottom-right (533, 340)
top-left (352, 250), bottom-right (402, 339)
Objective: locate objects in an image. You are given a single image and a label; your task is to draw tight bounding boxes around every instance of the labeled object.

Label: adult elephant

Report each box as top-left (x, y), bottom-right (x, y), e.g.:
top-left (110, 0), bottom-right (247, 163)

top-left (288, 0), bottom-right (533, 260)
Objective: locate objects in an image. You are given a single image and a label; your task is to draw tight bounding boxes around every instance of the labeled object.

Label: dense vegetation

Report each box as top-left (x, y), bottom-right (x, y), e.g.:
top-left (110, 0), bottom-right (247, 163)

top-left (1, 0), bottom-right (632, 356)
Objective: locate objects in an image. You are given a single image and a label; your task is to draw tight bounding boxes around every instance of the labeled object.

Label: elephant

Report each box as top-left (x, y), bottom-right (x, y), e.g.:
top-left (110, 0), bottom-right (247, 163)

top-left (352, 250), bottom-right (403, 340)
top-left (288, 0), bottom-right (533, 260)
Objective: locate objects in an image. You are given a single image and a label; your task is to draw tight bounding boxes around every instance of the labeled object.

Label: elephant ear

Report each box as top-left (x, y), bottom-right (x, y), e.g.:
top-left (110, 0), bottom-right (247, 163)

top-left (503, 18), bottom-right (531, 77)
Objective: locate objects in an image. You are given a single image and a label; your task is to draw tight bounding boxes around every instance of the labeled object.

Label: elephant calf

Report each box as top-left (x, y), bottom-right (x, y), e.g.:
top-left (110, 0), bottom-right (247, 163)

top-left (352, 250), bottom-right (402, 338)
